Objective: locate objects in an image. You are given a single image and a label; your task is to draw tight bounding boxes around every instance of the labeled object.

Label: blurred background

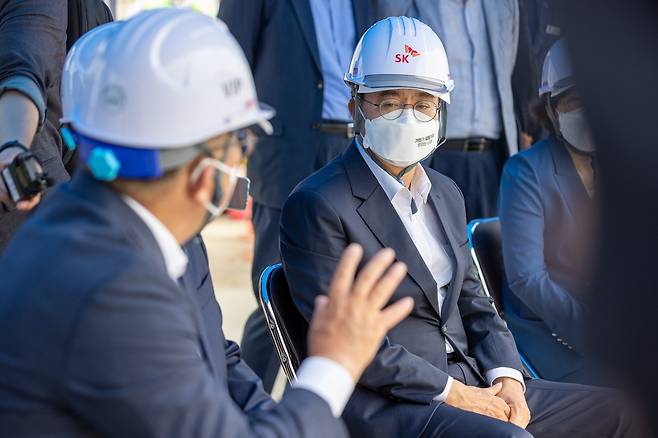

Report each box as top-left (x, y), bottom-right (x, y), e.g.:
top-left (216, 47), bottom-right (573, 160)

top-left (105, 0), bottom-right (218, 19)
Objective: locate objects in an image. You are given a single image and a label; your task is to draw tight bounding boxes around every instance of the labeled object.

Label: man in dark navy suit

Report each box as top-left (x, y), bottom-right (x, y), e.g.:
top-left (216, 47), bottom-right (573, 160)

top-left (218, 0), bottom-right (377, 391)
top-left (281, 17), bottom-right (642, 438)
top-left (0, 10), bottom-right (413, 436)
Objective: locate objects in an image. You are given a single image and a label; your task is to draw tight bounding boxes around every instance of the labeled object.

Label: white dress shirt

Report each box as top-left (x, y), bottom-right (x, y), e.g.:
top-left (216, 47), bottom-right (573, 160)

top-left (121, 195), bottom-right (355, 417)
top-left (439, 0), bottom-right (503, 139)
top-left (356, 143), bottom-right (524, 400)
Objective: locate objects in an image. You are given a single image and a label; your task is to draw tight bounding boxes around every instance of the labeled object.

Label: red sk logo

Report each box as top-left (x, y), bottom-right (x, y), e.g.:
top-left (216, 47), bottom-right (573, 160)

top-left (395, 44), bottom-right (421, 63)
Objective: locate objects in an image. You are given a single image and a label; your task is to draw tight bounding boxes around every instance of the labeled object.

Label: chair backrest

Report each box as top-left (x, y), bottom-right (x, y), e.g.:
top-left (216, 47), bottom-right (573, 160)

top-left (467, 218), bottom-right (541, 378)
top-left (467, 218), bottom-right (505, 316)
top-left (258, 264), bottom-right (308, 383)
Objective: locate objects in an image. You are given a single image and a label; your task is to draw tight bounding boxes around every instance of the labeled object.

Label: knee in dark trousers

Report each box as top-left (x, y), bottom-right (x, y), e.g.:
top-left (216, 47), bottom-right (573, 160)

top-left (422, 403), bottom-right (534, 438)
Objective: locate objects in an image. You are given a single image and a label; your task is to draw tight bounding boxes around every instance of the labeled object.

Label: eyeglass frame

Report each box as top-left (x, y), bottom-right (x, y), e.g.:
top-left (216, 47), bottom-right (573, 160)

top-left (358, 95), bottom-right (442, 122)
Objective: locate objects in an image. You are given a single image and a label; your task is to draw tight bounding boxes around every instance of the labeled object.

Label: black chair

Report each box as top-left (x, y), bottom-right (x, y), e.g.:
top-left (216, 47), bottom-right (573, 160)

top-left (467, 218), bottom-right (506, 316)
top-left (258, 263), bottom-right (307, 383)
top-left (467, 217), bottom-right (540, 378)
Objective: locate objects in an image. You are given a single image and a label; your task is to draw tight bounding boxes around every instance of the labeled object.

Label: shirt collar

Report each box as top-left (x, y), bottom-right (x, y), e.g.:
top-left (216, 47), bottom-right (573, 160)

top-left (356, 139), bottom-right (432, 204)
top-left (121, 195), bottom-right (189, 281)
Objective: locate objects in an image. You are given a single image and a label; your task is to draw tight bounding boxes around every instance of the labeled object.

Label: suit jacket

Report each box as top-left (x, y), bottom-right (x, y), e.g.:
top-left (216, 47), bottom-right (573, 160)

top-left (280, 142), bottom-right (522, 437)
top-left (0, 171), bottom-right (347, 438)
top-left (378, 0), bottom-right (520, 155)
top-left (499, 136), bottom-right (593, 382)
top-left (218, 0), bottom-right (374, 209)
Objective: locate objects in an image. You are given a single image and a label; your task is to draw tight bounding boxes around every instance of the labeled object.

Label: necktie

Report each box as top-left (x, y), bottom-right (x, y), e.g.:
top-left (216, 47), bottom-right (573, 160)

top-left (411, 198), bottom-right (418, 215)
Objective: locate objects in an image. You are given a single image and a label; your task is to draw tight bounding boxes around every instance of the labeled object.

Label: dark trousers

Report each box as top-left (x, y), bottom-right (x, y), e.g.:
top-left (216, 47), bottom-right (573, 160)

top-left (428, 143), bottom-right (506, 221)
top-left (240, 131), bottom-right (352, 392)
top-left (421, 359), bottom-right (644, 438)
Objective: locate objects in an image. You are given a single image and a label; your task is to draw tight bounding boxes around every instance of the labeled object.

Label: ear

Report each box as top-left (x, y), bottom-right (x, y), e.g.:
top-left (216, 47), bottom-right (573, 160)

top-left (187, 157), bottom-right (214, 206)
top-left (348, 98), bottom-right (356, 118)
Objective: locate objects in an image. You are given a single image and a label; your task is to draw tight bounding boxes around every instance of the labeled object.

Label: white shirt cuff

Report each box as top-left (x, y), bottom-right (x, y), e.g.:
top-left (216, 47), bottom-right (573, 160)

top-left (485, 367), bottom-right (526, 392)
top-left (433, 376), bottom-right (454, 402)
top-left (292, 356), bottom-right (355, 417)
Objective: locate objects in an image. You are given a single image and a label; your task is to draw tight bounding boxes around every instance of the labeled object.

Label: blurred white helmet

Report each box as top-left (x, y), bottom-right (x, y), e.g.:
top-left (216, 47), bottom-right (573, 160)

top-left (61, 22), bottom-right (120, 126)
top-left (539, 39), bottom-right (575, 97)
top-left (345, 16), bottom-right (453, 103)
top-left (64, 8), bottom-right (273, 149)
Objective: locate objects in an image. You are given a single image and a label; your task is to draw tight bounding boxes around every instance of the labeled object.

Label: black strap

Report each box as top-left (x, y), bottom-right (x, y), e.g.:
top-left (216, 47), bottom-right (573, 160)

top-left (0, 141), bottom-right (28, 156)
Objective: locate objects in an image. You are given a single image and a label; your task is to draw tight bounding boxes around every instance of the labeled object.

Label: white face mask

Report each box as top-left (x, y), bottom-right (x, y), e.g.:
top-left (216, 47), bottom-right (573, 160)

top-left (361, 108), bottom-right (440, 167)
top-left (558, 108), bottom-right (596, 153)
top-left (190, 157), bottom-right (244, 221)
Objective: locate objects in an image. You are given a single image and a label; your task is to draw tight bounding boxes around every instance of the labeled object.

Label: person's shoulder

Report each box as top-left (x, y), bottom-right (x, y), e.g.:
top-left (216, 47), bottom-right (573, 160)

top-left (424, 166), bottom-right (464, 202)
top-left (508, 137), bottom-right (555, 168)
top-left (288, 155), bottom-right (351, 204)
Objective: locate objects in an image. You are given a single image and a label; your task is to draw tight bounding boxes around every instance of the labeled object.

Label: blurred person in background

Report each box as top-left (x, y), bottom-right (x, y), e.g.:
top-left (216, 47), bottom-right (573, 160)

top-left (218, 0), bottom-right (376, 393)
top-left (499, 39), bottom-right (597, 383)
top-left (0, 0), bottom-right (69, 249)
top-left (0, 10), bottom-right (413, 436)
top-left (512, 0), bottom-right (563, 144)
top-left (380, 0), bottom-right (527, 220)
top-left (0, 0), bottom-right (113, 252)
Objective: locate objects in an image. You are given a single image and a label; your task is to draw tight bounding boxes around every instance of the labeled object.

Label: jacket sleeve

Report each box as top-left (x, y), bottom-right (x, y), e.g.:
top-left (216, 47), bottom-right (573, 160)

top-left (0, 0), bottom-right (67, 124)
top-left (64, 265), bottom-right (346, 438)
top-left (458, 247), bottom-right (525, 373)
top-left (194, 237), bottom-right (277, 414)
top-left (225, 339), bottom-right (278, 413)
top-left (281, 189), bottom-right (452, 405)
top-left (217, 0), bottom-right (265, 68)
top-left (499, 153), bottom-right (587, 351)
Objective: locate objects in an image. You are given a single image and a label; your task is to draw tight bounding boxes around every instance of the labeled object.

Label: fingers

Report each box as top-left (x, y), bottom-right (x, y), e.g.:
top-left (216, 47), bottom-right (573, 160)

top-left (493, 396), bottom-right (511, 419)
top-left (484, 398), bottom-right (510, 422)
top-left (378, 297), bottom-right (414, 331)
top-left (16, 194), bottom-right (40, 211)
top-left (313, 295), bottom-right (329, 313)
top-left (328, 244), bottom-right (363, 300)
top-left (367, 261), bottom-right (407, 308)
top-left (351, 248), bottom-right (395, 299)
top-left (508, 403), bottom-right (531, 429)
top-left (483, 382), bottom-right (502, 395)
top-left (508, 405), bottom-right (523, 428)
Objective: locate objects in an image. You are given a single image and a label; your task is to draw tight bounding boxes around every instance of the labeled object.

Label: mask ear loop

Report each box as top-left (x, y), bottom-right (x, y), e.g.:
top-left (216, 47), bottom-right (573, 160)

top-left (190, 133), bottom-right (240, 218)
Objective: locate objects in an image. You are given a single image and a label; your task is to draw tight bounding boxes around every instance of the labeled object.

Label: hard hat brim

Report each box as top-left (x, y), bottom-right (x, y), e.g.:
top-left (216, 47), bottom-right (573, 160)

top-left (357, 85), bottom-right (451, 104)
top-left (349, 74), bottom-right (453, 104)
top-left (253, 102), bottom-right (275, 136)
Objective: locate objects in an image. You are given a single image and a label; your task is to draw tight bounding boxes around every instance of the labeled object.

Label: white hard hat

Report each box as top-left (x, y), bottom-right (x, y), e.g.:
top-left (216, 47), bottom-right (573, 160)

top-left (65, 8), bottom-right (273, 149)
top-left (345, 16), bottom-right (453, 103)
top-left (61, 22), bottom-right (120, 125)
top-left (539, 39), bottom-right (575, 97)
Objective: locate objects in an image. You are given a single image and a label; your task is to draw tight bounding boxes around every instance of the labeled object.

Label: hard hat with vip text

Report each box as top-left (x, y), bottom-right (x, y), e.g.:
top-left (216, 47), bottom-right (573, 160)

top-left (63, 7), bottom-right (274, 149)
top-left (345, 16), bottom-right (454, 103)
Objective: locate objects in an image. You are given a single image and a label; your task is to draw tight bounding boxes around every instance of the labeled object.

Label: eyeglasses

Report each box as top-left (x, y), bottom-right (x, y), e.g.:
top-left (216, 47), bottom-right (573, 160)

top-left (360, 97), bottom-right (440, 122)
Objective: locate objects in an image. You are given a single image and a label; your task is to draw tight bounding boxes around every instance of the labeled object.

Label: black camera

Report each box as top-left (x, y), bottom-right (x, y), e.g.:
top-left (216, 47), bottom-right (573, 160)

top-left (1, 150), bottom-right (54, 205)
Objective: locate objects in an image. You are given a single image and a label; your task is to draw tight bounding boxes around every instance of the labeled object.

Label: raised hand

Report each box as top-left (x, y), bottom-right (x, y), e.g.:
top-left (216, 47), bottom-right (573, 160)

top-left (307, 244), bottom-right (414, 382)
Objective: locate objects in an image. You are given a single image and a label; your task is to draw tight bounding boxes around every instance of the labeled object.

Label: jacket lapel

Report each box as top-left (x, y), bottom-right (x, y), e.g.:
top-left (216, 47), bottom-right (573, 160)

top-left (290, 0), bottom-right (322, 74)
top-left (427, 189), bottom-right (463, 322)
top-left (551, 138), bottom-right (592, 227)
top-left (178, 271), bottom-right (220, 378)
top-left (342, 143), bottom-right (442, 317)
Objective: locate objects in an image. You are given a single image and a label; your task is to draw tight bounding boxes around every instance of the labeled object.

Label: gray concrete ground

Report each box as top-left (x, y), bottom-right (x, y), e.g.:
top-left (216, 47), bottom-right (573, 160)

top-left (201, 216), bottom-right (285, 399)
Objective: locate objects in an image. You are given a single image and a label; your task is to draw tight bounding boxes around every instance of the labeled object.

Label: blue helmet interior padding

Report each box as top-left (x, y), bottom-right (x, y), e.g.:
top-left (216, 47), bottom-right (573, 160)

top-left (77, 133), bottom-right (164, 180)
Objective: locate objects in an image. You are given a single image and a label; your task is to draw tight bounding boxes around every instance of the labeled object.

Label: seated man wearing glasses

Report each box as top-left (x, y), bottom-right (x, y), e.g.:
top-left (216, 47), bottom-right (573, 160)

top-left (280, 16), bottom-right (640, 438)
